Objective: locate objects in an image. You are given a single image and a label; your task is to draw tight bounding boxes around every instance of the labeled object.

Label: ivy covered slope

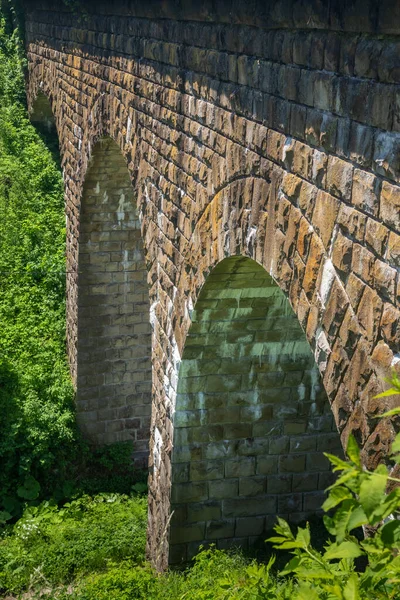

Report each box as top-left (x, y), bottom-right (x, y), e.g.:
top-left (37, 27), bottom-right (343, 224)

top-left (0, 9), bottom-right (77, 518)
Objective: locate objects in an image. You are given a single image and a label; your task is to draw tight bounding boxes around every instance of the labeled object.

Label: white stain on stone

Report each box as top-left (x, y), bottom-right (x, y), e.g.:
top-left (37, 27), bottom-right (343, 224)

top-left (391, 353), bottom-right (400, 367)
top-left (297, 381), bottom-right (306, 401)
top-left (153, 427), bottom-right (163, 472)
top-left (314, 327), bottom-right (331, 372)
top-left (318, 258), bottom-right (335, 307)
top-left (245, 225), bottom-right (257, 249)
top-left (117, 193), bottom-right (127, 222)
top-left (126, 116), bottom-right (132, 144)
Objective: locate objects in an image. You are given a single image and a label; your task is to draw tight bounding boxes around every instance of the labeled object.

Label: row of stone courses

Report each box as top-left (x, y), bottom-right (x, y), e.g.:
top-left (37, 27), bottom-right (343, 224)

top-left (27, 23), bottom-right (400, 140)
top-left (25, 0), bottom-right (400, 35)
top-left (27, 32), bottom-right (400, 200)
top-left (26, 16), bottom-right (400, 86)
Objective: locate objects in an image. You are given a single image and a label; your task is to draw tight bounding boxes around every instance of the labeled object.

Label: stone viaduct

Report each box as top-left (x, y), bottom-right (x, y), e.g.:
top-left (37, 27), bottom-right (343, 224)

top-left (22, 0), bottom-right (400, 570)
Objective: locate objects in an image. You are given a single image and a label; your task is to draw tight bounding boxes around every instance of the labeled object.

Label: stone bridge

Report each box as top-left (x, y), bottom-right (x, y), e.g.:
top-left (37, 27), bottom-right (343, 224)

top-left (23, 0), bottom-right (400, 570)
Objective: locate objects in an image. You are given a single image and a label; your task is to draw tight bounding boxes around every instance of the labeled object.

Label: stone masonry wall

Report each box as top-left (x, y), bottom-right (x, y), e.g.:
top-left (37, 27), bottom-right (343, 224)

top-left (23, 0), bottom-right (400, 570)
top-left (170, 256), bottom-right (341, 562)
top-left (77, 138), bottom-right (152, 464)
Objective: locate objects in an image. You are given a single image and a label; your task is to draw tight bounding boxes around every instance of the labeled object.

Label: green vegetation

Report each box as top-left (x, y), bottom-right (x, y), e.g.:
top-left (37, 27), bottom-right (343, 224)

top-left (1, 3), bottom-right (400, 599)
top-left (0, 3), bottom-right (76, 519)
top-left (0, 4), bottom-right (139, 521)
top-left (2, 380), bottom-right (400, 599)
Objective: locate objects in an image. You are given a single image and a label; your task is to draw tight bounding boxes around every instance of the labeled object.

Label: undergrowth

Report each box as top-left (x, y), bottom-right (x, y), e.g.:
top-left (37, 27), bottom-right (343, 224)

top-left (0, 2), bottom-right (142, 521)
top-left (1, 375), bottom-right (400, 599)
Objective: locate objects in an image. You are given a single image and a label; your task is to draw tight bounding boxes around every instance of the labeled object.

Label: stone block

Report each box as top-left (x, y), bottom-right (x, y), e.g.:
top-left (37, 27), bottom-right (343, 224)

top-left (278, 493), bottom-right (303, 513)
top-left (209, 478), bottom-right (239, 500)
top-left (311, 190), bottom-right (340, 249)
top-left (172, 482), bottom-right (208, 504)
top-left (331, 231), bottom-right (353, 274)
top-left (239, 476), bottom-right (266, 497)
top-left (190, 460), bottom-right (224, 481)
top-left (305, 453), bottom-right (330, 472)
top-left (225, 457), bottom-right (256, 478)
top-left (187, 501), bottom-right (222, 524)
top-left (326, 155), bottom-right (353, 201)
top-left (380, 181), bottom-right (400, 230)
top-left (223, 495), bottom-right (276, 517)
top-left (373, 132), bottom-right (400, 180)
top-left (269, 436), bottom-right (290, 455)
top-left (279, 454), bottom-right (306, 473)
top-left (387, 232), bottom-right (400, 267)
top-left (290, 435), bottom-right (317, 453)
top-left (303, 491), bottom-right (326, 511)
top-left (256, 456), bottom-right (278, 475)
top-left (351, 169), bottom-right (380, 216)
top-left (169, 523), bottom-right (206, 545)
top-left (373, 259), bottom-right (397, 302)
top-left (266, 474), bottom-right (292, 494)
top-left (284, 420), bottom-right (307, 436)
top-left (206, 519), bottom-right (235, 540)
top-left (292, 473), bottom-right (319, 492)
top-left (235, 516), bottom-right (265, 537)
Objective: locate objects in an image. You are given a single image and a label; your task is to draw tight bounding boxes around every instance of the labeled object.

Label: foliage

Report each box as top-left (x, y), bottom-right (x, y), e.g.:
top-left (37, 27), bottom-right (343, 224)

top-left (0, 9), bottom-right (79, 518)
top-left (0, 493), bottom-right (148, 593)
top-left (0, 10), bottom-right (141, 519)
top-left (3, 381), bottom-right (399, 599)
top-left (268, 373), bottom-right (400, 599)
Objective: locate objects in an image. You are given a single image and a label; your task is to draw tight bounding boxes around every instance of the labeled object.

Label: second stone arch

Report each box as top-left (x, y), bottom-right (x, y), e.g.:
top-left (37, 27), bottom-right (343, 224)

top-left (170, 255), bottom-right (343, 563)
top-left (76, 137), bottom-right (152, 466)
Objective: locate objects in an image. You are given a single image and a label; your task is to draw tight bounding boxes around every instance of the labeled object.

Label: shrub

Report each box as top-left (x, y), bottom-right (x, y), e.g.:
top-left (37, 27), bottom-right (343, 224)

top-left (0, 494), bottom-right (148, 593)
top-left (268, 373), bottom-right (400, 599)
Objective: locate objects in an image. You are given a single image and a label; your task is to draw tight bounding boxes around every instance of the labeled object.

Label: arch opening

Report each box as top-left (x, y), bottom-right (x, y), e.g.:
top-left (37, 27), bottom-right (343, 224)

top-left (76, 138), bottom-right (152, 466)
top-left (29, 91), bottom-right (60, 163)
top-left (170, 256), bottom-right (342, 562)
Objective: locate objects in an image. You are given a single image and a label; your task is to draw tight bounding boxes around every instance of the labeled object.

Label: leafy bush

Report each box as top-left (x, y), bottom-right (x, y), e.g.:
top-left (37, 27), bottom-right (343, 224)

top-left (0, 7), bottom-right (79, 517)
top-left (268, 373), bottom-right (400, 599)
top-left (0, 494), bottom-right (148, 593)
top-left (0, 6), bottom-right (142, 519)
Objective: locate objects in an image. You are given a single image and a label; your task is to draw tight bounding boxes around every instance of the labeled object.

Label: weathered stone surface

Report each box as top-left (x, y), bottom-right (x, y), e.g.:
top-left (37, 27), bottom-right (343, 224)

top-left (380, 181), bottom-right (400, 229)
top-left (24, 0), bottom-right (400, 570)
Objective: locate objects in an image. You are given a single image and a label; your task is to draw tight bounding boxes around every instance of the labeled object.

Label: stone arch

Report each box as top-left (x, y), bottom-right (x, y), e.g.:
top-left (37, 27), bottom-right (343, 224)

top-left (76, 136), bottom-right (152, 466)
top-left (169, 255), bottom-right (343, 562)
top-left (147, 175), bottom-right (378, 569)
top-left (76, 93), bottom-right (139, 194)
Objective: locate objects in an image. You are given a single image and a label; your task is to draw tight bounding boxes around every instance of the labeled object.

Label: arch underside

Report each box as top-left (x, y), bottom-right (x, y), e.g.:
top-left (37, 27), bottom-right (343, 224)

top-left (170, 256), bottom-right (343, 562)
top-left (76, 138), bottom-right (152, 464)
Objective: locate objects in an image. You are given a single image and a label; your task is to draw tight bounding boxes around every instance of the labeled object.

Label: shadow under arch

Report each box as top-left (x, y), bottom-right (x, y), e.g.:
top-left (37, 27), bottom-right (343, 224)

top-left (76, 136), bottom-right (152, 466)
top-left (29, 90), bottom-right (60, 165)
top-left (169, 255), bottom-right (343, 563)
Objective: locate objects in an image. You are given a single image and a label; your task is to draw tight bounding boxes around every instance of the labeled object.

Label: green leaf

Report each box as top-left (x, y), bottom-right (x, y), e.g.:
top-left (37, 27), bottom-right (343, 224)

top-left (359, 465), bottom-right (388, 521)
top-left (17, 475), bottom-right (40, 500)
top-left (325, 453), bottom-right (352, 471)
top-left (343, 574), bottom-right (360, 600)
top-left (346, 435), bottom-right (361, 467)
top-left (347, 505), bottom-right (368, 532)
top-left (391, 432), bottom-right (400, 454)
top-left (380, 519), bottom-right (400, 546)
top-left (374, 391), bottom-right (400, 402)
top-left (322, 486), bottom-right (353, 512)
top-left (295, 584), bottom-right (320, 600)
top-left (324, 541), bottom-right (363, 560)
top-left (296, 525), bottom-right (311, 549)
